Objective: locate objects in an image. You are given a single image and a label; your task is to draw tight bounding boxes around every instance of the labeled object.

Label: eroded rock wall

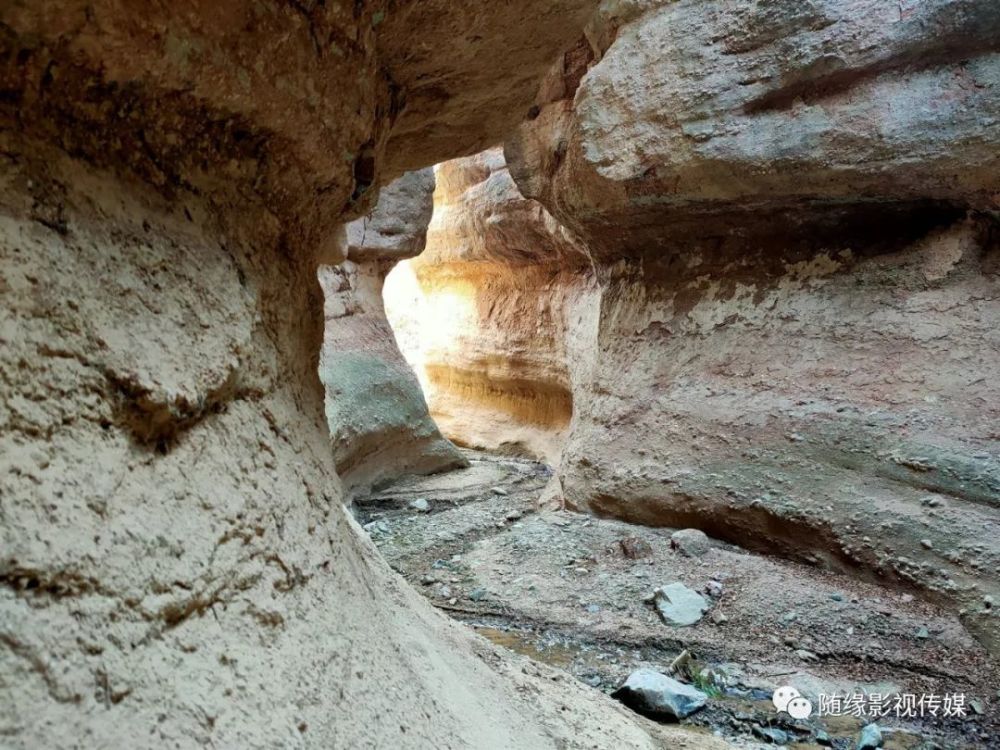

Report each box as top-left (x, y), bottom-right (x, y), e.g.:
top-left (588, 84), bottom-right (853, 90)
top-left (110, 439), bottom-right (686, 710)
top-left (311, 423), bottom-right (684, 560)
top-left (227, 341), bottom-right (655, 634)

top-left (385, 149), bottom-right (592, 463)
top-left (503, 0), bottom-right (1000, 653)
top-left (320, 170), bottom-right (467, 493)
top-left (0, 2), bottom-right (720, 748)
top-left (393, 0), bottom-right (1000, 655)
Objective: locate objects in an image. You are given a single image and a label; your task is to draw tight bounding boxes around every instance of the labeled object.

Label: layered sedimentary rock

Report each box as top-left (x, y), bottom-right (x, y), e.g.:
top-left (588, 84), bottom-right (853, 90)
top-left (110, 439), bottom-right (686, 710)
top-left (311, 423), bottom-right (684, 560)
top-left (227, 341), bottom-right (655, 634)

top-left (320, 169), bottom-right (467, 493)
top-left (0, 2), bottom-right (719, 748)
top-left (385, 0), bottom-right (1000, 655)
top-left (508, 0), bottom-right (1000, 256)
top-left (504, 0), bottom-right (1000, 653)
top-left (385, 149), bottom-right (592, 463)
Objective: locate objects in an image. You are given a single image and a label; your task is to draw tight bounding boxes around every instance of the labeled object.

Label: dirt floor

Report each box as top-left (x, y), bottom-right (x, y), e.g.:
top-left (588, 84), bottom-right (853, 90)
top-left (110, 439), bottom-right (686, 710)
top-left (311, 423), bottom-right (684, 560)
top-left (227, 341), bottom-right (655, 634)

top-left (353, 450), bottom-right (999, 749)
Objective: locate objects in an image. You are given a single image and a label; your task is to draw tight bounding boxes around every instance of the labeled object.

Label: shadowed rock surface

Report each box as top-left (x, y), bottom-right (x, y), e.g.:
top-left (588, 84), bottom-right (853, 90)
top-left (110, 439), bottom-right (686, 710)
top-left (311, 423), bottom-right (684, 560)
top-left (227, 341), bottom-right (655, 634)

top-left (321, 169), bottom-right (467, 493)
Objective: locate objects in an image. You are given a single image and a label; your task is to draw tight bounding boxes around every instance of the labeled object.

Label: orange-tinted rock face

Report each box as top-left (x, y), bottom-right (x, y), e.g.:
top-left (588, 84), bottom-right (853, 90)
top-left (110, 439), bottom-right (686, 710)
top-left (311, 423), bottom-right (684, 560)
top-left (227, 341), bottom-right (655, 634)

top-left (385, 149), bottom-right (590, 463)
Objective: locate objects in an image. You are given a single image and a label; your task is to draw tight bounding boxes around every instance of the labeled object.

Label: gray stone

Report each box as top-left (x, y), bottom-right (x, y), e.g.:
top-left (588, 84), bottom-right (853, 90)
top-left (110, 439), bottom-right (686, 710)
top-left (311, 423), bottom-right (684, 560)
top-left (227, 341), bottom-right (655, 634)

top-left (856, 723), bottom-right (884, 750)
top-left (611, 668), bottom-right (708, 719)
top-left (753, 725), bottom-right (790, 745)
top-left (491, 486), bottom-right (509, 496)
top-left (654, 583), bottom-right (710, 626)
top-left (710, 610), bottom-right (729, 625)
top-left (670, 529), bottom-right (711, 557)
top-left (409, 498), bottom-right (431, 513)
top-left (468, 587), bottom-right (487, 602)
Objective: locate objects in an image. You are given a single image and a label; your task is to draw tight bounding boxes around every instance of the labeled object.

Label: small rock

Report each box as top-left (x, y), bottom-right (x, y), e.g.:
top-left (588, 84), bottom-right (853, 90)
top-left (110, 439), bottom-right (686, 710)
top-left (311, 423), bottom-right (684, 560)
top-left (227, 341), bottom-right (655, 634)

top-left (468, 587), bottom-right (487, 602)
top-left (856, 723), bottom-right (883, 750)
top-left (438, 585), bottom-right (452, 599)
top-left (830, 593), bottom-right (844, 602)
top-left (409, 498), bottom-right (431, 513)
top-left (447, 597), bottom-right (457, 605)
top-left (618, 537), bottom-right (653, 559)
top-left (920, 539), bottom-right (933, 549)
top-left (585, 603), bottom-right (601, 614)
top-left (795, 649), bottom-right (819, 663)
top-left (670, 528), bottom-right (711, 557)
top-left (781, 611), bottom-right (799, 625)
top-left (710, 610), bottom-right (728, 625)
top-left (581, 674), bottom-right (602, 688)
top-left (611, 668), bottom-right (708, 719)
top-left (505, 509), bottom-right (523, 521)
top-left (753, 725), bottom-right (789, 745)
top-left (654, 583), bottom-right (710, 626)
top-left (815, 730), bottom-right (832, 746)
top-left (490, 486), bottom-right (509, 496)
top-left (419, 574), bottom-right (437, 586)
top-left (705, 580), bottom-right (723, 598)
top-left (916, 626), bottom-right (930, 640)
top-left (969, 699), bottom-right (984, 715)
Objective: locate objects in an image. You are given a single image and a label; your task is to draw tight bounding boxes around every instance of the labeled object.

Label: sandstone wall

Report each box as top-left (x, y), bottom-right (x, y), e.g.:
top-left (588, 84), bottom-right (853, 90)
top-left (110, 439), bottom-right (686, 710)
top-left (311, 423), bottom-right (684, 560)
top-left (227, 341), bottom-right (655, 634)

top-left (503, 0), bottom-right (1000, 654)
top-left (388, 0), bottom-right (1000, 656)
top-left (385, 149), bottom-right (592, 463)
top-left (320, 170), bottom-right (467, 494)
top-left (0, 2), bottom-right (721, 748)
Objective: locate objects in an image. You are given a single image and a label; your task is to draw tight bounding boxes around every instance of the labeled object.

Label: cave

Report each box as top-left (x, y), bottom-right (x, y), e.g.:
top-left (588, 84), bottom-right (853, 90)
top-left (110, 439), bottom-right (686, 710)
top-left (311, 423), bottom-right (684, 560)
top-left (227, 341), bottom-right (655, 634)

top-left (2, 2), bottom-right (999, 749)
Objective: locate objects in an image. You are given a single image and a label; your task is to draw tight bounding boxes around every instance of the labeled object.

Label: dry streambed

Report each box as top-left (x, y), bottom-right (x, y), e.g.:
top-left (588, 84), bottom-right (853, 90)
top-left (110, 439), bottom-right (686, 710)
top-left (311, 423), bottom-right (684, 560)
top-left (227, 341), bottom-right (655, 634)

top-left (355, 451), bottom-right (998, 749)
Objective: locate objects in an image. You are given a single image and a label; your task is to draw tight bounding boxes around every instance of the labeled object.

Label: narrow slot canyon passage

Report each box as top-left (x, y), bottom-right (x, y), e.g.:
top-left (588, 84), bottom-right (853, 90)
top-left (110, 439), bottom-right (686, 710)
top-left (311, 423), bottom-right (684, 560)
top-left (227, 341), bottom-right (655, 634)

top-left (4, 2), bottom-right (1000, 749)
top-left (329, 148), bottom-right (1000, 749)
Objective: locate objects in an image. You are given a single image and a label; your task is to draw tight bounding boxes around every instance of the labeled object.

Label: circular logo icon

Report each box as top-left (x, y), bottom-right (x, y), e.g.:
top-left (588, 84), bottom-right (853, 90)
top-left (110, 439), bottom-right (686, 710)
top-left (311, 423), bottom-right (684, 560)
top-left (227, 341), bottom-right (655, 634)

top-left (787, 696), bottom-right (814, 719)
top-left (772, 685), bottom-right (801, 712)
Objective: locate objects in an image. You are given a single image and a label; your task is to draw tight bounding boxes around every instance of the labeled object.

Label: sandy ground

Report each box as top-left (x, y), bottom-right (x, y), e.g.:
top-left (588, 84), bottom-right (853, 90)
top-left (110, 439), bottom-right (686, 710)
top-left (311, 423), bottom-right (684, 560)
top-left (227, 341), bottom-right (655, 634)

top-left (356, 451), bottom-right (1000, 749)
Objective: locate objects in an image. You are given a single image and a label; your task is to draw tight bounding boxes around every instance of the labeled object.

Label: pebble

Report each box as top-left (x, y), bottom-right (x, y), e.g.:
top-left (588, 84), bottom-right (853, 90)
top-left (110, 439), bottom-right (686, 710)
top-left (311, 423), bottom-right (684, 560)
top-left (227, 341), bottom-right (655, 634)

top-left (408, 498), bottom-right (431, 512)
top-left (670, 528), bottom-right (711, 557)
top-left (705, 580), bottom-right (723, 598)
top-left (468, 587), bottom-right (487, 602)
top-left (654, 583), bottom-right (710, 626)
top-left (753, 725), bottom-right (789, 745)
top-left (618, 537), bottom-right (653, 559)
top-left (856, 723), bottom-right (883, 749)
top-left (795, 649), bottom-right (819, 663)
top-left (916, 626), bottom-right (929, 639)
top-left (710, 611), bottom-right (728, 625)
top-left (491, 486), bottom-right (509, 496)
